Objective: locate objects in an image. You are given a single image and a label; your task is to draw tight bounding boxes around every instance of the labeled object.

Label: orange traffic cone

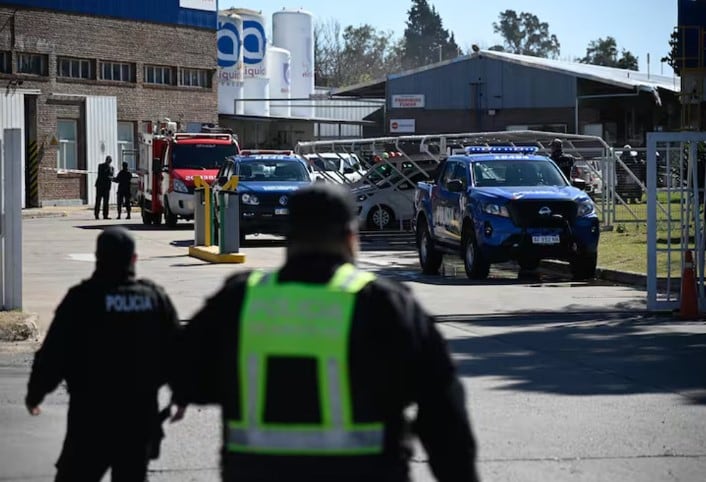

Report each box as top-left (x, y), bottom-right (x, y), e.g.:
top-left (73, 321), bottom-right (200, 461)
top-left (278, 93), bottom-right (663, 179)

top-left (680, 250), bottom-right (699, 320)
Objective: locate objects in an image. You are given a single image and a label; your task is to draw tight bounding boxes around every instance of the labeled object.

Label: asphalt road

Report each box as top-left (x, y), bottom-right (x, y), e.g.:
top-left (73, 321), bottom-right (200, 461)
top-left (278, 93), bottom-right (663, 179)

top-left (0, 211), bottom-right (704, 481)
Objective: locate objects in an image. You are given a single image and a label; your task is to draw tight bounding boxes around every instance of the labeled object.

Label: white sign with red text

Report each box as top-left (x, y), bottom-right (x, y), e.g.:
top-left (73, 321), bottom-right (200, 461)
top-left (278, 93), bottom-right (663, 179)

top-left (180, 0), bottom-right (216, 12)
top-left (389, 119), bottom-right (416, 134)
top-left (391, 94), bottom-right (425, 109)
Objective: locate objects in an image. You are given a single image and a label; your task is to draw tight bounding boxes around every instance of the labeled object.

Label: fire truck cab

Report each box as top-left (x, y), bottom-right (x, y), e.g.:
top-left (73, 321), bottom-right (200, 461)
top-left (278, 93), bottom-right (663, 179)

top-left (137, 121), bottom-right (239, 227)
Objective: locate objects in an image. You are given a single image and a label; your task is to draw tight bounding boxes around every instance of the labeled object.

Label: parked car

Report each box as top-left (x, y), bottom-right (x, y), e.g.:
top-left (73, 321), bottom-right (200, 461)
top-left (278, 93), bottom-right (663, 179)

top-left (212, 152), bottom-right (312, 242)
top-left (305, 152), bottom-right (366, 184)
top-left (571, 159), bottom-right (603, 197)
top-left (354, 170), bottom-right (431, 230)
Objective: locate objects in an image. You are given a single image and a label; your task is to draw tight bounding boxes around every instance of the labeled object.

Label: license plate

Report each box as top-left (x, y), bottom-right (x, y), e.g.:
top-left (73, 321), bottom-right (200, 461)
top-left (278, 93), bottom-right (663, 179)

top-left (532, 235), bottom-right (560, 245)
top-left (275, 208), bottom-right (289, 215)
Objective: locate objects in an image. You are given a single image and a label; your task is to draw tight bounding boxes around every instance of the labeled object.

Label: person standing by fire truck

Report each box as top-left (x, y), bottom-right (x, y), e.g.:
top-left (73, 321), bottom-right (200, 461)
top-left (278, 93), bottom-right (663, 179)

top-left (95, 155), bottom-right (114, 220)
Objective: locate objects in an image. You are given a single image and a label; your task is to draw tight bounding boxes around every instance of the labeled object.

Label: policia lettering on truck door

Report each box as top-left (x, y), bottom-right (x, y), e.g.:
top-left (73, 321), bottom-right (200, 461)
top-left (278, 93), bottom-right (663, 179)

top-left (178, 183), bottom-right (480, 482)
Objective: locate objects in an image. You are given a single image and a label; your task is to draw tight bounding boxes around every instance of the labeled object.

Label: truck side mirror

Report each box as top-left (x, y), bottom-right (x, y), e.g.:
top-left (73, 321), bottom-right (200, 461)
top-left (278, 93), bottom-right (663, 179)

top-left (572, 178), bottom-right (588, 191)
top-left (447, 179), bottom-right (464, 192)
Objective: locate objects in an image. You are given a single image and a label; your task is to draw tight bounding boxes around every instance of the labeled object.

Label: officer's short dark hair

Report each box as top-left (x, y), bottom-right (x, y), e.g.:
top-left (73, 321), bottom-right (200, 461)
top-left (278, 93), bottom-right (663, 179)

top-left (287, 183), bottom-right (358, 243)
top-left (122, 161), bottom-right (128, 169)
top-left (96, 227), bottom-right (135, 266)
top-left (105, 155), bottom-right (112, 163)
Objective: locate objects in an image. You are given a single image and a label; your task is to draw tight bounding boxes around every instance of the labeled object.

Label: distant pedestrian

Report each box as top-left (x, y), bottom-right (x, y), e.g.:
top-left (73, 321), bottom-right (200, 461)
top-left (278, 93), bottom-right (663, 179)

top-left (549, 139), bottom-right (575, 181)
top-left (177, 183), bottom-right (480, 482)
top-left (25, 227), bottom-right (185, 482)
top-left (95, 155), bottom-right (114, 220)
top-left (114, 161), bottom-right (133, 220)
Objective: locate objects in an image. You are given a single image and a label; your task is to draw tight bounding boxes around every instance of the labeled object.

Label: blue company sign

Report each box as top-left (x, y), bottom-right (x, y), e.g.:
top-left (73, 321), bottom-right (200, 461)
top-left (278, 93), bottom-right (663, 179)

top-left (243, 19), bottom-right (266, 65)
top-left (217, 19), bottom-right (241, 68)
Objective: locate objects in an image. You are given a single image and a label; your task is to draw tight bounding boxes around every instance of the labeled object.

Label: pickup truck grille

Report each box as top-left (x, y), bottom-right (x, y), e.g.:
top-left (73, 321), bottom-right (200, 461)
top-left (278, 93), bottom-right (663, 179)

top-left (507, 200), bottom-right (577, 228)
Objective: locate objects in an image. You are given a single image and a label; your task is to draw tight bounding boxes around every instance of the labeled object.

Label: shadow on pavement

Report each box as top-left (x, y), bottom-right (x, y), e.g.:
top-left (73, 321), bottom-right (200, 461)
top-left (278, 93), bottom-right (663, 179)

top-left (445, 312), bottom-right (706, 404)
top-left (75, 223), bottom-right (194, 232)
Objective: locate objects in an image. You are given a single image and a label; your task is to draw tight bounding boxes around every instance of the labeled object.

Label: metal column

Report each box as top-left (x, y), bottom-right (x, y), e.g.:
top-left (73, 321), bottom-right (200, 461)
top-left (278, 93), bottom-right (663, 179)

top-left (218, 190), bottom-right (240, 254)
top-left (1, 129), bottom-right (23, 309)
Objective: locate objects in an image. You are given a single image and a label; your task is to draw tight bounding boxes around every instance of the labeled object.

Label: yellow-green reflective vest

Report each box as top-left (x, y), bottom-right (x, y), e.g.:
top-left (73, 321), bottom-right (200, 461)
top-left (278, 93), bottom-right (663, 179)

top-left (228, 263), bottom-right (383, 456)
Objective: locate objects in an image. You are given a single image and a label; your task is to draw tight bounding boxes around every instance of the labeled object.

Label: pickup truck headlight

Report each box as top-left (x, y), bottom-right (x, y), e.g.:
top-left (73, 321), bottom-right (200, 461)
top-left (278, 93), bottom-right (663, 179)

top-left (482, 203), bottom-right (510, 217)
top-left (577, 199), bottom-right (595, 217)
top-left (173, 179), bottom-right (189, 193)
top-left (241, 193), bottom-right (260, 206)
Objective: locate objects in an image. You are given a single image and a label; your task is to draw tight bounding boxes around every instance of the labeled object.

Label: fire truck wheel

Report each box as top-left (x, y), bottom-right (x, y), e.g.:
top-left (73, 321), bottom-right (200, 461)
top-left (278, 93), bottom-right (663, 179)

top-left (164, 198), bottom-right (178, 227)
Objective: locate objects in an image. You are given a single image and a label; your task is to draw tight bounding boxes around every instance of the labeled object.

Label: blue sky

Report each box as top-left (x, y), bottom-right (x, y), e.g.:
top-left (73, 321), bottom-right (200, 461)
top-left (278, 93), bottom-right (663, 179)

top-left (220, 0), bottom-right (678, 76)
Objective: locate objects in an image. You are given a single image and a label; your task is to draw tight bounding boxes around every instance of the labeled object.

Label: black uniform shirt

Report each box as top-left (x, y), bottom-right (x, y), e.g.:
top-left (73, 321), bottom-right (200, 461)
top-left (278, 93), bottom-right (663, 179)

top-left (115, 170), bottom-right (133, 195)
top-left (180, 254), bottom-right (479, 482)
top-left (26, 274), bottom-right (181, 425)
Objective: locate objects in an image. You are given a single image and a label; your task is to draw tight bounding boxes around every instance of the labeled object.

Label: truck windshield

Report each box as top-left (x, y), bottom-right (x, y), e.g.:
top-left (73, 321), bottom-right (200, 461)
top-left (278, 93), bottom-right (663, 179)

top-left (172, 144), bottom-right (237, 170)
top-left (237, 160), bottom-right (310, 182)
top-left (473, 160), bottom-right (568, 187)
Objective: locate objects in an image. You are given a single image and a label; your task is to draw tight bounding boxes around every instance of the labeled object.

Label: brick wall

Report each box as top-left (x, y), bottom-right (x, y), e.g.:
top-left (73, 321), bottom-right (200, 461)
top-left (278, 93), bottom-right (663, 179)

top-left (0, 7), bottom-right (218, 204)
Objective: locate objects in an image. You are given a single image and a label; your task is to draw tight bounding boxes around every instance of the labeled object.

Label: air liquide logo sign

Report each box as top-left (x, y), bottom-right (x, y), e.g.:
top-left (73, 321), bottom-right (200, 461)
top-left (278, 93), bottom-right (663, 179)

top-left (243, 19), bottom-right (266, 78)
top-left (217, 19), bottom-right (242, 85)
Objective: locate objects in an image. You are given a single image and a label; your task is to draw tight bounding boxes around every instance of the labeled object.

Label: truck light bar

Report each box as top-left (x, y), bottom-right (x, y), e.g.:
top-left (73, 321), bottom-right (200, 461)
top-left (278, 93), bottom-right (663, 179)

top-left (464, 146), bottom-right (539, 154)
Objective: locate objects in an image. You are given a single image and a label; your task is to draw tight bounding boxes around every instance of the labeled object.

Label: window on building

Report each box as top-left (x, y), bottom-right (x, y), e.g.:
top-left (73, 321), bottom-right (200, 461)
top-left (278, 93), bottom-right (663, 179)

top-left (57, 57), bottom-right (93, 80)
top-left (144, 65), bottom-right (174, 85)
top-left (57, 120), bottom-right (78, 171)
top-left (179, 67), bottom-right (212, 88)
top-left (17, 53), bottom-right (48, 76)
top-left (118, 121), bottom-right (136, 170)
top-left (0, 51), bottom-right (10, 74)
top-left (99, 61), bottom-right (135, 82)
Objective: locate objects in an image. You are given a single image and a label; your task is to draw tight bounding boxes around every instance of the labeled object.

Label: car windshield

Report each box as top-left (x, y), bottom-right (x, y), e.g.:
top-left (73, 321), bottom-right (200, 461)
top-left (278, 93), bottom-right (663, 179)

top-left (311, 157), bottom-right (342, 172)
top-left (237, 160), bottom-right (310, 182)
top-left (473, 159), bottom-right (568, 187)
top-left (172, 144), bottom-right (238, 170)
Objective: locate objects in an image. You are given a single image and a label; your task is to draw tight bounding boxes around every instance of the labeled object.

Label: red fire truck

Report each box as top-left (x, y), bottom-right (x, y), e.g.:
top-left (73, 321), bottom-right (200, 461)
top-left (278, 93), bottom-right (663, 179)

top-left (137, 121), bottom-right (240, 227)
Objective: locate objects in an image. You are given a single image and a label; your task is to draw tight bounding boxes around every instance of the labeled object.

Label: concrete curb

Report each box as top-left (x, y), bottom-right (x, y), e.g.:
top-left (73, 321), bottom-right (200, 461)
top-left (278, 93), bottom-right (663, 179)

top-left (541, 260), bottom-right (648, 286)
top-left (0, 312), bottom-right (40, 342)
top-left (22, 210), bottom-right (68, 219)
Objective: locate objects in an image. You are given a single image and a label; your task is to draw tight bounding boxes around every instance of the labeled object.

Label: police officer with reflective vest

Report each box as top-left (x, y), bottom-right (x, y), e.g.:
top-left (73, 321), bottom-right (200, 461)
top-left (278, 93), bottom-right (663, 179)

top-left (179, 183), bottom-right (480, 482)
top-left (26, 227), bottom-right (185, 481)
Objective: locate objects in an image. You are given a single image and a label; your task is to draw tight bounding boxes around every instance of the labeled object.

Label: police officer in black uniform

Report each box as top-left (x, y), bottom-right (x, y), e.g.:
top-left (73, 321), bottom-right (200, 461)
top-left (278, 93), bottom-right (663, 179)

top-left (26, 227), bottom-right (184, 482)
top-left (95, 155), bottom-right (114, 220)
top-left (114, 161), bottom-right (133, 220)
top-left (549, 138), bottom-right (575, 181)
top-left (178, 183), bottom-right (480, 482)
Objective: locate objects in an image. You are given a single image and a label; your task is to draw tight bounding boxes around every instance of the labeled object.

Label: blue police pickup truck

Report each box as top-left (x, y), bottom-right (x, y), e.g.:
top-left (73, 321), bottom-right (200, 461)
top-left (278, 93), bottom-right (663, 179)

top-left (412, 146), bottom-right (600, 280)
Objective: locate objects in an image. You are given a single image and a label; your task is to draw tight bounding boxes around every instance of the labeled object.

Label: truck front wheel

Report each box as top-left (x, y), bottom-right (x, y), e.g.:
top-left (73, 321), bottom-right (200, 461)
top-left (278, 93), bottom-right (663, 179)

top-left (417, 218), bottom-right (442, 274)
top-left (164, 198), bottom-right (178, 228)
top-left (570, 252), bottom-right (597, 280)
top-left (462, 226), bottom-right (490, 280)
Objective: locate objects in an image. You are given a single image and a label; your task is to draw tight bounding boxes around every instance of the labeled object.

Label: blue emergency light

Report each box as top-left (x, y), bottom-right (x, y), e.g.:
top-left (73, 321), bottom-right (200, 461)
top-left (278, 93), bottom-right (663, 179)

top-left (464, 146), bottom-right (539, 154)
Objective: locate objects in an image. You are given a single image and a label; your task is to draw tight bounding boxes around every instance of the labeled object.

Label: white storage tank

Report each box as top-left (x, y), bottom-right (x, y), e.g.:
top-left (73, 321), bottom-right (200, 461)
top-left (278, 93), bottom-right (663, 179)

top-left (267, 45), bottom-right (291, 117)
top-left (243, 77), bottom-right (270, 117)
top-left (272, 9), bottom-right (314, 118)
top-left (227, 9), bottom-right (268, 116)
top-left (217, 13), bottom-right (244, 115)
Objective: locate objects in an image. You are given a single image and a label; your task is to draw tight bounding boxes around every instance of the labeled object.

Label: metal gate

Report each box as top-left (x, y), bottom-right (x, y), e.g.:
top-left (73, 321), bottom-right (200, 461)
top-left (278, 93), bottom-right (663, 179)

top-left (646, 132), bottom-right (706, 311)
top-left (296, 130), bottom-right (613, 233)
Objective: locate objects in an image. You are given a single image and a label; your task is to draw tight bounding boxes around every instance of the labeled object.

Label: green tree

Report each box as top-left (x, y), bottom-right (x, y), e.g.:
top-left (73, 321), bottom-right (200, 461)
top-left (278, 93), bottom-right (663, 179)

top-left (402, 0), bottom-right (460, 69)
top-left (314, 19), bottom-right (404, 87)
top-left (579, 36), bottom-right (638, 71)
top-left (661, 28), bottom-right (681, 76)
top-left (492, 10), bottom-right (560, 58)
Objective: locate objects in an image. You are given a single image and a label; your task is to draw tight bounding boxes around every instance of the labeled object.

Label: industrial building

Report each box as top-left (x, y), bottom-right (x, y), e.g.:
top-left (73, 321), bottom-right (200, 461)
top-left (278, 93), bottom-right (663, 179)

top-left (0, 0), bottom-right (219, 207)
top-left (334, 50), bottom-right (682, 147)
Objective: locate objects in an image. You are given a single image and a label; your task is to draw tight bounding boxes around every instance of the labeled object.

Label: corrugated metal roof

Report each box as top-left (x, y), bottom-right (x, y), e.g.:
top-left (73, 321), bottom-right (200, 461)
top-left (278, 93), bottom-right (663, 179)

top-left (477, 50), bottom-right (680, 94)
top-left (334, 49), bottom-right (681, 99)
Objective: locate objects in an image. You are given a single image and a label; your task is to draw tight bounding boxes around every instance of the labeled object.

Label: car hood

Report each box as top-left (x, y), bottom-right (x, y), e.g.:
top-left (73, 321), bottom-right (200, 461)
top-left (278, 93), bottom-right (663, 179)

top-left (474, 185), bottom-right (588, 201)
top-left (238, 181), bottom-right (311, 193)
